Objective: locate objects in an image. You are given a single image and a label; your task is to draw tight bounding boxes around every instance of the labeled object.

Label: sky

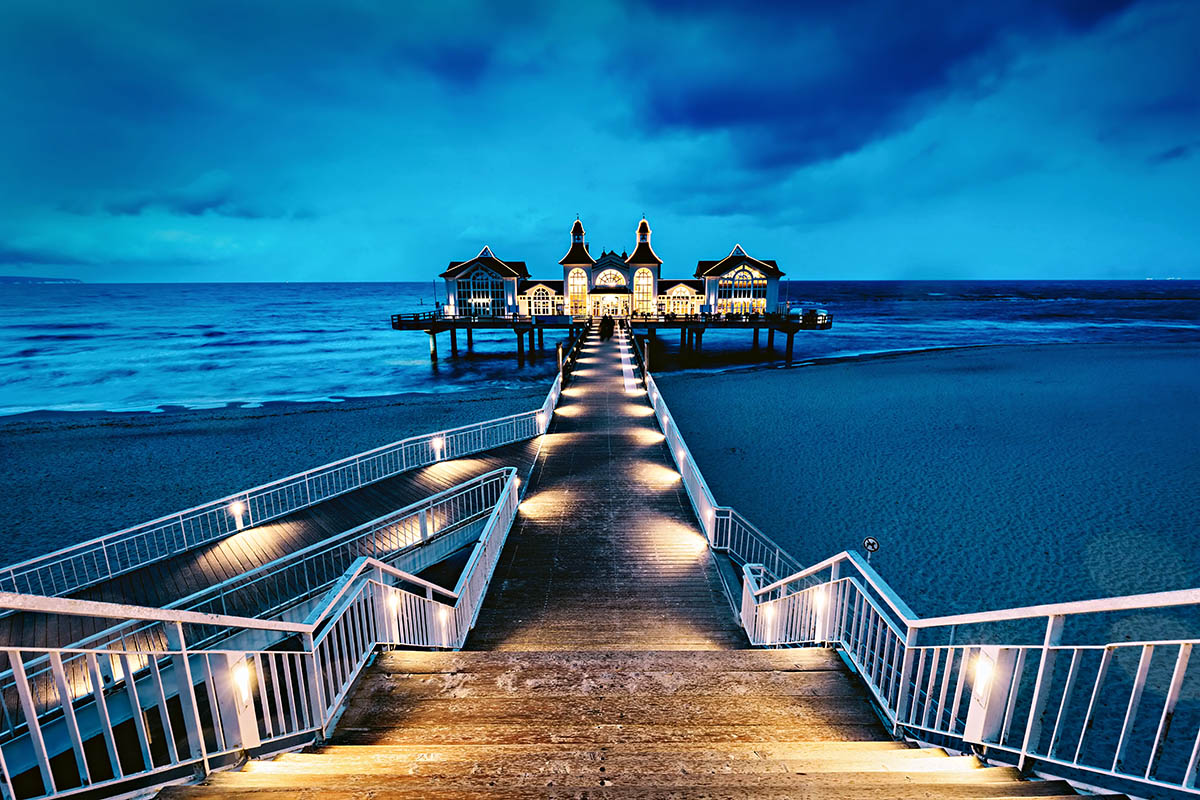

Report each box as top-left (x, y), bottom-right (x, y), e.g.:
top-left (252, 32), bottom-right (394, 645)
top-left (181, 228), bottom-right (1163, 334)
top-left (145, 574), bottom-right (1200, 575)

top-left (1, 0), bottom-right (1198, 282)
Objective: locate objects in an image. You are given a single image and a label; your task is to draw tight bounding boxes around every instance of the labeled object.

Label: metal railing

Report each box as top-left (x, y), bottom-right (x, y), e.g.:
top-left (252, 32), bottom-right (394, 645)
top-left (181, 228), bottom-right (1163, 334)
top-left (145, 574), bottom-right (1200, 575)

top-left (0, 380), bottom-right (557, 601)
top-left (0, 470), bottom-right (514, 734)
top-left (0, 470), bottom-right (520, 800)
top-left (628, 334), bottom-right (1200, 798)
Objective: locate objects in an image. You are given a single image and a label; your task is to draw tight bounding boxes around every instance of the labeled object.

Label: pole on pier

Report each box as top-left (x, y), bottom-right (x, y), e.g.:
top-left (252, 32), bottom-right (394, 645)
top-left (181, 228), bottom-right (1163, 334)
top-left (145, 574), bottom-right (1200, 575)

top-left (556, 342), bottom-right (564, 373)
top-left (428, 332), bottom-right (437, 361)
top-left (786, 331), bottom-right (795, 364)
top-left (767, 328), bottom-right (775, 350)
top-left (516, 330), bottom-right (525, 366)
top-left (466, 326), bottom-right (474, 349)
top-left (642, 337), bottom-right (650, 372)
top-left (450, 327), bottom-right (458, 356)
top-left (752, 328), bottom-right (759, 350)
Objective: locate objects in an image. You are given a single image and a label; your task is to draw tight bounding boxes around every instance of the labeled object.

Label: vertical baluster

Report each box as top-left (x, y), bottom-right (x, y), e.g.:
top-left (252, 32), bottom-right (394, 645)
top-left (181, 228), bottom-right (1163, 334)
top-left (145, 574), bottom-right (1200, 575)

top-left (1019, 616), bottom-right (1065, 769)
top-left (1146, 643), bottom-right (1191, 779)
top-left (922, 648), bottom-right (941, 730)
top-left (933, 647), bottom-right (955, 732)
top-left (1074, 646), bottom-right (1113, 764)
top-left (1048, 649), bottom-right (1083, 758)
top-left (947, 647), bottom-right (971, 733)
top-left (12, 652), bottom-right (57, 795)
top-left (86, 652), bottom-right (123, 778)
top-left (999, 648), bottom-right (1027, 747)
top-left (49, 652), bottom-right (91, 785)
top-left (147, 654), bottom-right (180, 765)
top-left (1112, 644), bottom-right (1155, 773)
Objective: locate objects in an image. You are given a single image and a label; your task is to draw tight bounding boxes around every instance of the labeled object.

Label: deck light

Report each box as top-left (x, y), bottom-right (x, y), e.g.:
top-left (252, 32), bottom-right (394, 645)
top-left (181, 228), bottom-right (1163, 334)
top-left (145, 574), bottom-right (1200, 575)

top-left (813, 587), bottom-right (827, 613)
top-left (388, 592), bottom-right (401, 613)
top-left (229, 500), bottom-right (246, 530)
top-left (973, 653), bottom-right (995, 698)
top-left (431, 436), bottom-right (444, 457)
top-left (233, 662), bottom-right (251, 704)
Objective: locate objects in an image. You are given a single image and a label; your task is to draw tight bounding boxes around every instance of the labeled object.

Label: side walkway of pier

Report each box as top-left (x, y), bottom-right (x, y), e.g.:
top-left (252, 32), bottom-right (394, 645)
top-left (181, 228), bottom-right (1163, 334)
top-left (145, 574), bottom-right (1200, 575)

top-left (0, 440), bottom-right (540, 652)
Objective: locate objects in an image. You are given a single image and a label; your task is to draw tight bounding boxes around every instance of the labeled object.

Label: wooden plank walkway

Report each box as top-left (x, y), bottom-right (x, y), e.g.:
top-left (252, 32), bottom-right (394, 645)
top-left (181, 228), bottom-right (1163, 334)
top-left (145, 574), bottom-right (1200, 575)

top-left (470, 328), bottom-right (745, 650)
top-left (0, 438), bottom-right (540, 651)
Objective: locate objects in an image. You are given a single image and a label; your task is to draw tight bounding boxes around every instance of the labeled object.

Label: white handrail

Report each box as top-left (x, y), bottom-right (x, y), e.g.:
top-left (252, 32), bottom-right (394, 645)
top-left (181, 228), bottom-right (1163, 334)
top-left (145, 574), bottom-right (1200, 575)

top-left (0, 470), bottom-right (520, 800)
top-left (629, 343), bottom-right (1200, 798)
top-left (0, 377), bottom-right (557, 599)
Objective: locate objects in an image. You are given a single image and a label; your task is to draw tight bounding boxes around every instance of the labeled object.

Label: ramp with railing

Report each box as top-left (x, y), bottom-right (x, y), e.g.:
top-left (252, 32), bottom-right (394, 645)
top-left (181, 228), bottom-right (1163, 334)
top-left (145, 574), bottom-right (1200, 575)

top-left (626, 332), bottom-right (1200, 799)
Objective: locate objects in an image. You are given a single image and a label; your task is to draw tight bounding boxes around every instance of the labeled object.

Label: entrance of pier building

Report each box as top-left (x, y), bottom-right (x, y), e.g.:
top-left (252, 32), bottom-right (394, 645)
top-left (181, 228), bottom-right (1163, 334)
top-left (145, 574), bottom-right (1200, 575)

top-left (593, 294), bottom-right (629, 317)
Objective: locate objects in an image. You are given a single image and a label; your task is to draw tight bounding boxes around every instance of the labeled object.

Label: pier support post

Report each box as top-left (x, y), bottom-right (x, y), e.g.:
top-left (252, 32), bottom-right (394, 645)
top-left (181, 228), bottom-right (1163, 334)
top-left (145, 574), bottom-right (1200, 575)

top-left (450, 327), bottom-right (458, 356)
top-left (767, 328), bottom-right (775, 350)
top-left (530, 329), bottom-right (536, 352)
top-left (680, 328), bottom-right (687, 351)
top-left (556, 342), bottom-right (564, 373)
top-left (695, 331), bottom-right (703, 352)
top-left (467, 327), bottom-right (473, 349)
top-left (753, 328), bottom-right (759, 350)
top-left (786, 332), bottom-right (795, 364)
top-left (537, 328), bottom-right (544, 349)
top-left (516, 331), bottom-right (525, 366)
top-left (428, 332), bottom-right (437, 361)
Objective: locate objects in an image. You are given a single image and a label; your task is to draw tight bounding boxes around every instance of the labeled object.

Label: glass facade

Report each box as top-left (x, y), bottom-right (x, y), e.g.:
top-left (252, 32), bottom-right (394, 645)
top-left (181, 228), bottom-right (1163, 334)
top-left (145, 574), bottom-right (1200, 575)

top-left (568, 268), bottom-right (589, 315)
top-left (717, 266), bottom-right (767, 313)
top-left (633, 268), bottom-right (654, 314)
top-left (457, 268), bottom-right (506, 316)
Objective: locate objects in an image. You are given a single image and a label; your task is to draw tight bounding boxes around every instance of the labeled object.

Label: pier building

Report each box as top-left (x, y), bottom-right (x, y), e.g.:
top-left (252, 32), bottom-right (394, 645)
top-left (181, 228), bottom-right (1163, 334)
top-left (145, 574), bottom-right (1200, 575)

top-left (442, 216), bottom-right (784, 319)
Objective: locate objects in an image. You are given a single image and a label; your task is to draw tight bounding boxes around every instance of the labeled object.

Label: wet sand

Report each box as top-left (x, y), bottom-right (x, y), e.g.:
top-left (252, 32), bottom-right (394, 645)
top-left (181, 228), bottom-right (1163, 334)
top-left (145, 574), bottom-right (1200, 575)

top-left (655, 343), bottom-right (1200, 616)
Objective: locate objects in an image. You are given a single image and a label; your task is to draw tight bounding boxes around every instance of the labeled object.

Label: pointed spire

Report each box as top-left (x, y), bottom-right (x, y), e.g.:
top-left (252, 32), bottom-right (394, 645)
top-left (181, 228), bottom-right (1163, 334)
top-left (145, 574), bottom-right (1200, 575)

top-left (560, 216), bottom-right (595, 266)
top-left (627, 216), bottom-right (661, 265)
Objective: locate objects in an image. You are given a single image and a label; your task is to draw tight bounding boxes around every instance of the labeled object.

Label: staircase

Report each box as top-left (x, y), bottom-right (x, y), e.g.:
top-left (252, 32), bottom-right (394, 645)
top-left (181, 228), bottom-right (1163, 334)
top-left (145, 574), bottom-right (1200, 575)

top-left (160, 649), bottom-right (1122, 799)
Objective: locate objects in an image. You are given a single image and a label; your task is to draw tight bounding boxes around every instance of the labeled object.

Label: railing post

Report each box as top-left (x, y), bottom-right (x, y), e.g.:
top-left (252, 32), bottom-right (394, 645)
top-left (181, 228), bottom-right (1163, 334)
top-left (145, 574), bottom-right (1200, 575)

top-left (303, 633), bottom-right (328, 733)
top-left (964, 645), bottom-right (1019, 746)
top-left (419, 508), bottom-right (429, 541)
top-left (893, 628), bottom-right (919, 734)
top-left (10, 654), bottom-right (56, 796)
top-left (165, 622), bottom-right (208, 772)
top-left (210, 652), bottom-right (262, 751)
top-left (1018, 615), bottom-right (1065, 771)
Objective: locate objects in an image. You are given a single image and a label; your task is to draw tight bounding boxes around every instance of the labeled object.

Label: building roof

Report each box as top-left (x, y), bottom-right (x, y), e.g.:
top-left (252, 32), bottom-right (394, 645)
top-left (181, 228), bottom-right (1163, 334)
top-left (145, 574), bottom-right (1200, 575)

top-left (593, 250), bottom-right (628, 271)
top-left (519, 279), bottom-right (564, 294)
top-left (626, 217), bottom-right (662, 265)
top-left (559, 218), bottom-right (595, 266)
top-left (694, 244), bottom-right (783, 278)
top-left (658, 279), bottom-right (703, 293)
top-left (440, 246), bottom-right (530, 279)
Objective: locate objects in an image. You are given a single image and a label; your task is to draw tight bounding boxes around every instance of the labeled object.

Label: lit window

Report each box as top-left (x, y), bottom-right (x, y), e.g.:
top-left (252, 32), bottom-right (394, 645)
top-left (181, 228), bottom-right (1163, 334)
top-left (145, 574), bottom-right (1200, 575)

top-left (633, 268), bottom-right (654, 314)
top-left (457, 267), bottom-right (505, 316)
top-left (717, 266), bottom-right (766, 313)
top-left (595, 269), bottom-right (626, 287)
top-left (568, 268), bottom-right (588, 314)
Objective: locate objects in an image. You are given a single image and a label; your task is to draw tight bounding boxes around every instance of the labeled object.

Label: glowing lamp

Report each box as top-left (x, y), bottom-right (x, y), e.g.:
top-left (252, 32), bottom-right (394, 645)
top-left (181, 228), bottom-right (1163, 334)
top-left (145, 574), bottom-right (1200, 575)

top-left (229, 500), bottom-right (245, 517)
top-left (232, 662), bottom-right (251, 704)
top-left (388, 592), bottom-right (401, 612)
top-left (813, 587), bottom-right (827, 613)
top-left (974, 654), bottom-right (994, 696)
top-left (431, 436), bottom-right (445, 457)
top-left (438, 606), bottom-right (450, 623)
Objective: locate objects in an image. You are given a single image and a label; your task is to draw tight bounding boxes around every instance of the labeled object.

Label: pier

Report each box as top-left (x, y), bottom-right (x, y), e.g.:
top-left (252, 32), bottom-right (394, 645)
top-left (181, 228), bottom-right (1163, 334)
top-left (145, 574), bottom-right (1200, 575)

top-left (390, 310), bottom-right (833, 365)
top-left (1, 324), bottom-right (1195, 800)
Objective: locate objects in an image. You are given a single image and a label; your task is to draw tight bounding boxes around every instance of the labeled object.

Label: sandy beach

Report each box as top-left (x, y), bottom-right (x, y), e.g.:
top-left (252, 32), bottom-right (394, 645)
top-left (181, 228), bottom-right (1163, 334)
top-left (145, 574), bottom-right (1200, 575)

top-left (0, 387), bottom-right (547, 566)
top-left (656, 343), bottom-right (1200, 616)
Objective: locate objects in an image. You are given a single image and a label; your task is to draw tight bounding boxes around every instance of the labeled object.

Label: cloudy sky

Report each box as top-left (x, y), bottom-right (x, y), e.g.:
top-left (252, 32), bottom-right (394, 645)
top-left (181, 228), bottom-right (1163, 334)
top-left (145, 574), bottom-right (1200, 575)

top-left (1, 0), bottom-right (1198, 281)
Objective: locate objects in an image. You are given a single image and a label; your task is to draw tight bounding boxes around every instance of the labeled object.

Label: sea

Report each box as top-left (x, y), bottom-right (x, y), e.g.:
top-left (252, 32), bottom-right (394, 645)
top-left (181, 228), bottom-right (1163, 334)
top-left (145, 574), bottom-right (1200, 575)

top-left (1, 280), bottom-right (1198, 415)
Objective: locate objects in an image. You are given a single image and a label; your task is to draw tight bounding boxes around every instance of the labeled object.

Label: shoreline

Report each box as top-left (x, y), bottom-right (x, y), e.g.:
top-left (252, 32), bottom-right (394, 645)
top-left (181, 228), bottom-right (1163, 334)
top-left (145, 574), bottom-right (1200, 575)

top-left (1, 341), bottom-right (1040, 421)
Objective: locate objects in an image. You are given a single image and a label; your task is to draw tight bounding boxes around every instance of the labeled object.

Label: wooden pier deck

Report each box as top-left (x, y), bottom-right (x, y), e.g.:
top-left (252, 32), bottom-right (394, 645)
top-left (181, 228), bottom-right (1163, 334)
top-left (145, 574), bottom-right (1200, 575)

top-left (0, 438), bottom-right (540, 652)
top-left (165, 328), bottom-right (1097, 800)
top-left (470, 328), bottom-right (744, 650)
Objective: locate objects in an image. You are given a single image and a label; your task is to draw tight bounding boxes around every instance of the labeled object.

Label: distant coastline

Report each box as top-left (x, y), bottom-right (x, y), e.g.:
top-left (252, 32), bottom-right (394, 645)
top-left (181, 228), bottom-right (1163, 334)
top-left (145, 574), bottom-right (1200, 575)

top-left (0, 275), bottom-right (82, 284)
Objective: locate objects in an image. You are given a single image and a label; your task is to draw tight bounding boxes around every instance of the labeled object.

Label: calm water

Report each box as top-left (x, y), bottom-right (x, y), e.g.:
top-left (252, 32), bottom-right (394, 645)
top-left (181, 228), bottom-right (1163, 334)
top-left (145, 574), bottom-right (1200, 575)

top-left (1, 280), bottom-right (1198, 414)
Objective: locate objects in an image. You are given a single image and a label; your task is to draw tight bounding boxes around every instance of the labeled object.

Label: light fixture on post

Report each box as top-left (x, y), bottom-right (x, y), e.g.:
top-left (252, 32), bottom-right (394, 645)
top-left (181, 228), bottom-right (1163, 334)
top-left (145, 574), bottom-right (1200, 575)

top-left (962, 646), bottom-right (1016, 746)
top-left (229, 500), bottom-right (246, 530)
top-left (431, 436), bottom-right (445, 460)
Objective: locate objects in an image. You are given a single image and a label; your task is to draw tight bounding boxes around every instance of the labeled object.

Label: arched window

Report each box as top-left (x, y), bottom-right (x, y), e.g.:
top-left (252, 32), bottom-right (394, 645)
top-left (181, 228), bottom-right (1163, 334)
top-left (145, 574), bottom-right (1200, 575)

top-left (530, 286), bottom-right (553, 316)
top-left (633, 268), bottom-right (654, 314)
top-left (668, 284), bottom-right (695, 315)
top-left (567, 268), bottom-right (588, 315)
top-left (458, 267), bottom-right (505, 316)
top-left (595, 269), bottom-right (626, 287)
top-left (717, 266), bottom-right (766, 313)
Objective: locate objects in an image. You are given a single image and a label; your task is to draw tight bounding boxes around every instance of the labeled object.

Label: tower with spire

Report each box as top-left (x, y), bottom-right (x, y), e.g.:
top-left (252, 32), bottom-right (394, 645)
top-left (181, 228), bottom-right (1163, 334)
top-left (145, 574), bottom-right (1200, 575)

top-left (625, 216), bottom-right (661, 314)
top-left (560, 217), bottom-right (595, 315)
